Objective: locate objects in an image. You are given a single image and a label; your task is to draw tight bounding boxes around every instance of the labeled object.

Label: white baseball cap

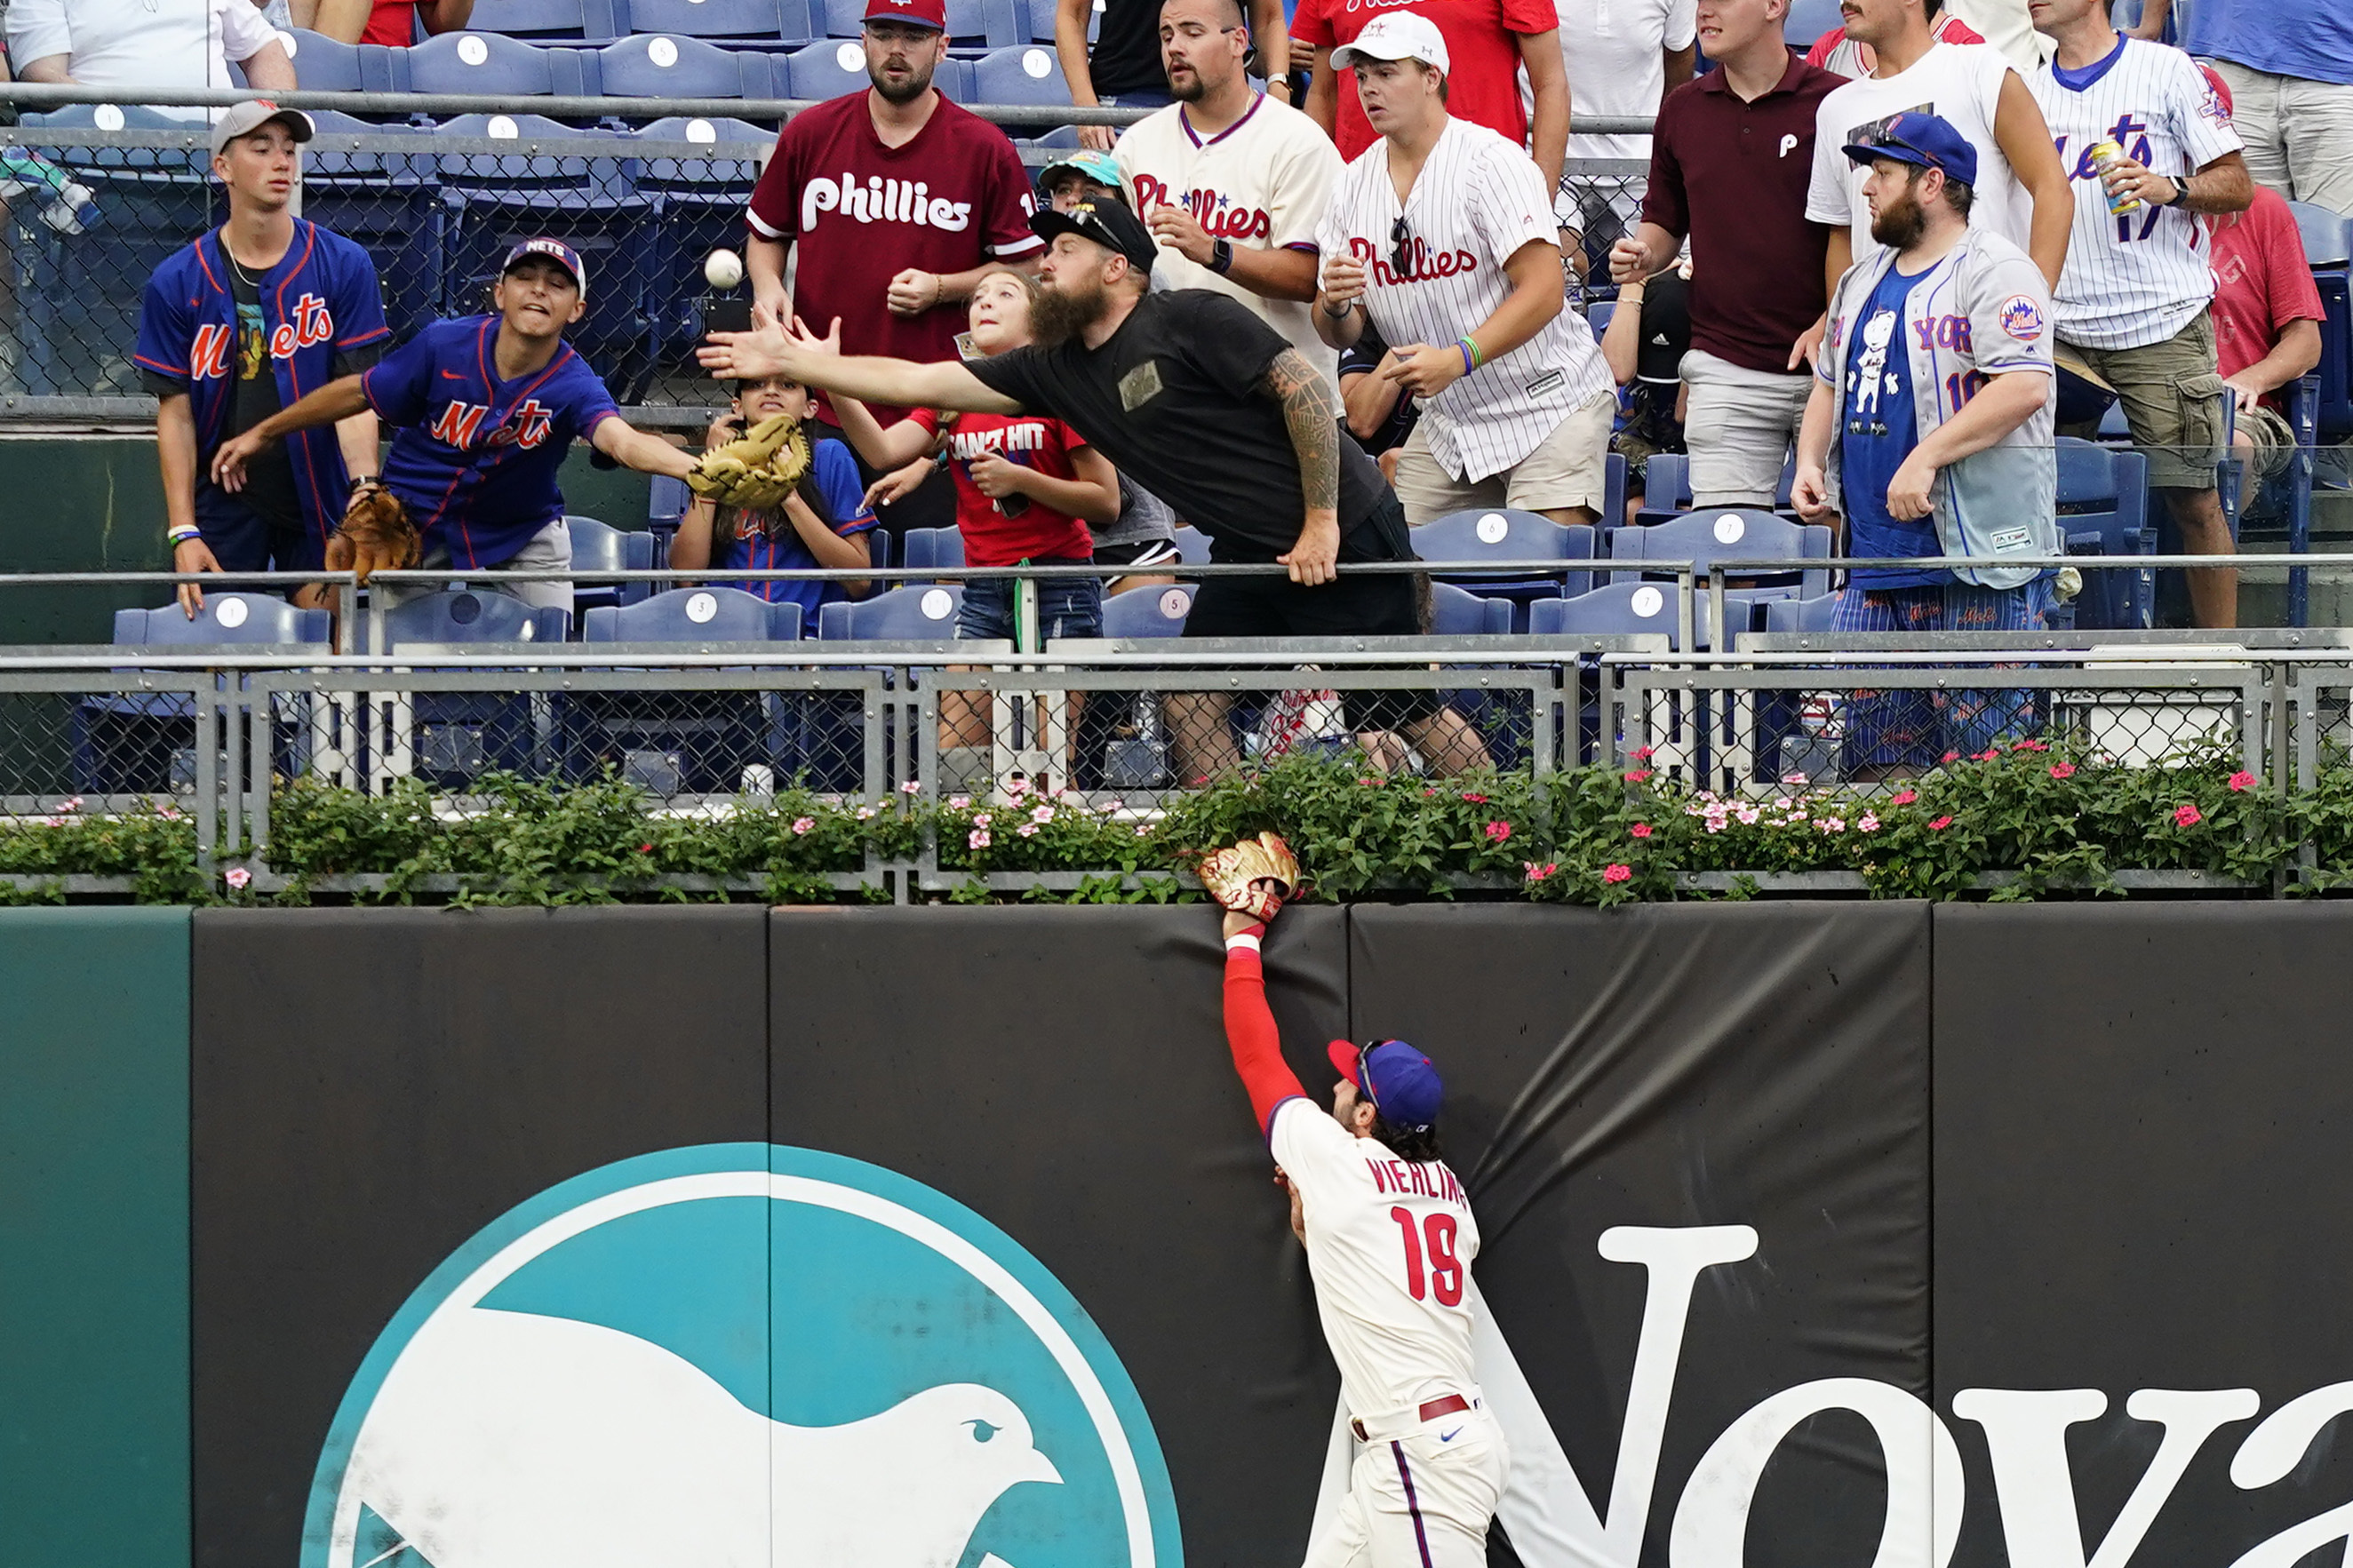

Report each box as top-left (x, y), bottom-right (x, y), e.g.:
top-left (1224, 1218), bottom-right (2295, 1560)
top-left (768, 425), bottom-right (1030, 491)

top-left (1330, 12), bottom-right (1449, 76)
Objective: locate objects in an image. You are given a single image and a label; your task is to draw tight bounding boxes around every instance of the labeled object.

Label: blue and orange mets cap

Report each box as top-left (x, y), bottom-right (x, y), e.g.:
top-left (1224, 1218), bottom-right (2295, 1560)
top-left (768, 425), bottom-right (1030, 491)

top-left (1843, 110), bottom-right (1980, 188)
top-left (1327, 1038), bottom-right (1444, 1133)
top-left (502, 237), bottom-right (587, 300)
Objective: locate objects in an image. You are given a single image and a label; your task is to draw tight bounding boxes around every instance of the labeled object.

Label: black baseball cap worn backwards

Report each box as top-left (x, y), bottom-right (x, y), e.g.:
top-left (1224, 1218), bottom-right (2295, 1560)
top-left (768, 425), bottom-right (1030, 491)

top-left (1030, 198), bottom-right (1158, 274)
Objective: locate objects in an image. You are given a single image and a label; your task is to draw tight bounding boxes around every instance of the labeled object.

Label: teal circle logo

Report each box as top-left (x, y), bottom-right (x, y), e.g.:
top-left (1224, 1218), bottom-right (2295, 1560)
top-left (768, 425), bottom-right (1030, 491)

top-left (302, 1144), bottom-right (1182, 1568)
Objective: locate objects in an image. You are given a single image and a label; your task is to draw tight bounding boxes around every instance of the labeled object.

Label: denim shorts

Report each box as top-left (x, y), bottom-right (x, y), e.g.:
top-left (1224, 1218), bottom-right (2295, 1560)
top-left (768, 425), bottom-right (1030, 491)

top-left (956, 561), bottom-right (1104, 643)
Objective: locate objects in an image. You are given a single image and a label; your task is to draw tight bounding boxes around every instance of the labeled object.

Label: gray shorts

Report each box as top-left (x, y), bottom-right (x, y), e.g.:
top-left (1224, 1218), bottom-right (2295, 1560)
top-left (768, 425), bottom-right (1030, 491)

top-left (372, 516), bottom-right (575, 616)
top-left (1679, 350), bottom-right (1812, 508)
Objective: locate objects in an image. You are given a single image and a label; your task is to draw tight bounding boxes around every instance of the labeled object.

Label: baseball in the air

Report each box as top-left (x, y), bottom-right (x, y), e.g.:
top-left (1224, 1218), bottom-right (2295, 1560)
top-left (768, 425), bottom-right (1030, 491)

top-left (704, 248), bottom-right (744, 291)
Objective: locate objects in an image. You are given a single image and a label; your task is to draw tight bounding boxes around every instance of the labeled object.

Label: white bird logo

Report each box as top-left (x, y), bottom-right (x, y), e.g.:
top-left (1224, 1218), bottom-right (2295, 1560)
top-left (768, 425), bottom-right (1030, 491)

top-left (340, 1306), bottom-right (1062, 1568)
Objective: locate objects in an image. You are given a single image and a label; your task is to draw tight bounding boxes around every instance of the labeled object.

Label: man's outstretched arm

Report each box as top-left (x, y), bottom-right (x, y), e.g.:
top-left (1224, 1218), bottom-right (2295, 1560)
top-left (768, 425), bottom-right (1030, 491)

top-left (697, 312), bottom-right (1025, 415)
top-left (1224, 913), bottom-right (1308, 1140)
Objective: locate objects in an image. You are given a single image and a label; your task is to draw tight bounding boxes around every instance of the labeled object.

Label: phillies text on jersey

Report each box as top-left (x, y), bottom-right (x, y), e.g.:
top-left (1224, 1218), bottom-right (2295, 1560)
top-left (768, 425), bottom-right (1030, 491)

top-left (798, 171), bottom-right (975, 233)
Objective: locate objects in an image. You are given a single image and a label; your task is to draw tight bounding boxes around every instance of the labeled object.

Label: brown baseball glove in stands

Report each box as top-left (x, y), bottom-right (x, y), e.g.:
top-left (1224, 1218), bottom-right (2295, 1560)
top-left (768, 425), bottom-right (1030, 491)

top-left (687, 412), bottom-right (815, 513)
top-left (1199, 832), bottom-right (1301, 921)
top-left (325, 481), bottom-right (420, 585)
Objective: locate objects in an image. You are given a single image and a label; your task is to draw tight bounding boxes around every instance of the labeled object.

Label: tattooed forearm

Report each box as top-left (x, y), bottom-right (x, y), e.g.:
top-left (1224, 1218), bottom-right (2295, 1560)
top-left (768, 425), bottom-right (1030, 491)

top-left (1263, 348), bottom-right (1341, 517)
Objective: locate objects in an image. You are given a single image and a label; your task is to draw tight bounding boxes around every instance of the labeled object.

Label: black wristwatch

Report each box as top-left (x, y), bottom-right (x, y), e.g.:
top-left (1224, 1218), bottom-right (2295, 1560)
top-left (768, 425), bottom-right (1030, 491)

top-left (1210, 238), bottom-right (1234, 275)
top-left (2161, 177), bottom-right (2189, 207)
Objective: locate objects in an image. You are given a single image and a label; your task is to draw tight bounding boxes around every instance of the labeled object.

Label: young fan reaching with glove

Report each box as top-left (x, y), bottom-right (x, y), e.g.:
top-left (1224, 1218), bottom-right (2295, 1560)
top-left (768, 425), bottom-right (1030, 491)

top-left (667, 369), bottom-right (874, 625)
top-left (210, 240), bottom-right (706, 616)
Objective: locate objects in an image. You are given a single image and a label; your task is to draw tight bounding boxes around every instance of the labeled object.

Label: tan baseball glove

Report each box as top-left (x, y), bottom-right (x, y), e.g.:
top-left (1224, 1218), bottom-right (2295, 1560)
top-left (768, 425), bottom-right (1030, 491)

top-left (688, 412), bottom-right (814, 513)
top-left (325, 481), bottom-right (419, 585)
top-left (1198, 831), bottom-right (1301, 921)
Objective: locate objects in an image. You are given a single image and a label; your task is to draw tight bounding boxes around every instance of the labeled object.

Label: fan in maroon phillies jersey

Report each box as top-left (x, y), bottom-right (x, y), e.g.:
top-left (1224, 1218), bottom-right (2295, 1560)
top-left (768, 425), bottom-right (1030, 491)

top-left (743, 0), bottom-right (1043, 451)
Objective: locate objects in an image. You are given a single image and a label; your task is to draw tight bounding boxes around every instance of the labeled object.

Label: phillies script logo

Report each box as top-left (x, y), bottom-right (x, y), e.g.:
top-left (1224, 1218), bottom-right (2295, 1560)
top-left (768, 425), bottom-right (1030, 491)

top-left (1129, 174), bottom-right (1270, 243)
top-left (802, 171), bottom-right (975, 234)
top-left (1347, 234), bottom-right (1477, 287)
top-left (1458, 1226), bottom-right (2353, 1568)
top-left (188, 293), bottom-right (335, 380)
top-left (430, 398), bottom-right (554, 451)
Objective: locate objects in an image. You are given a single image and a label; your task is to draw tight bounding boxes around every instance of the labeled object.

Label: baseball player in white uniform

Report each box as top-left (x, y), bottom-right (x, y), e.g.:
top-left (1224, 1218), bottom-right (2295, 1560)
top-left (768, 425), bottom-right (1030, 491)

top-left (1115, 0), bottom-right (1343, 378)
top-left (2027, 0), bottom-right (2252, 627)
top-left (1311, 11), bottom-right (1615, 527)
top-left (1216, 890), bottom-right (1504, 1568)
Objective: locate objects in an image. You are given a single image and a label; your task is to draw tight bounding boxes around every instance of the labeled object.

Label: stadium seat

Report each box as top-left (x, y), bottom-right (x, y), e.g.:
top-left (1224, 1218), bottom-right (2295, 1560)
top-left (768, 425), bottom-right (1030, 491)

top-left (1100, 581), bottom-right (1195, 637)
top-left (2056, 438), bottom-right (2155, 630)
top-left (355, 590), bottom-right (570, 786)
top-left (1636, 450), bottom-right (1799, 521)
top-left (296, 112), bottom-right (445, 343)
top-left (595, 33), bottom-right (769, 95)
top-left (566, 517), bottom-right (659, 617)
top-left (1530, 581), bottom-right (1711, 650)
top-left (972, 44), bottom-right (1071, 104)
top-left (114, 595), bottom-right (331, 648)
top-left (1412, 508), bottom-right (1596, 627)
top-left (1029, 0), bottom-right (1100, 44)
top-left (1428, 582), bottom-right (1512, 635)
top-left (2289, 202), bottom-right (2352, 442)
top-left (278, 28), bottom-right (366, 89)
top-left (568, 587), bottom-right (806, 793)
top-left (1172, 525), bottom-right (1210, 566)
top-left (624, 0), bottom-right (816, 45)
top-left (1762, 593), bottom-right (1839, 633)
top-left (1786, 0), bottom-right (1843, 48)
top-left (899, 527), bottom-right (967, 577)
top-left (368, 590), bottom-right (569, 649)
top-left (463, 0), bottom-right (621, 39)
top-left (1610, 507), bottom-right (1833, 600)
top-left (1586, 300), bottom-right (1613, 341)
top-left (582, 584), bottom-right (802, 640)
top-left (407, 31), bottom-right (595, 93)
top-left (79, 596), bottom-right (334, 795)
top-left (787, 37), bottom-right (878, 97)
top-left (632, 115), bottom-right (773, 359)
top-left (818, 583), bottom-right (964, 638)
top-left (949, 0), bottom-right (1027, 46)
top-left (933, 57), bottom-right (977, 99)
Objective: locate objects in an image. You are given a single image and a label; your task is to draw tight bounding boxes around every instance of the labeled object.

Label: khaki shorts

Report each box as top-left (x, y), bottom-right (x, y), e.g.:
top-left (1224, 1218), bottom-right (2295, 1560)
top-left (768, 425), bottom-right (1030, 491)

top-left (2056, 310), bottom-right (2228, 490)
top-left (2237, 402), bottom-right (2299, 484)
top-left (1392, 394), bottom-right (1615, 524)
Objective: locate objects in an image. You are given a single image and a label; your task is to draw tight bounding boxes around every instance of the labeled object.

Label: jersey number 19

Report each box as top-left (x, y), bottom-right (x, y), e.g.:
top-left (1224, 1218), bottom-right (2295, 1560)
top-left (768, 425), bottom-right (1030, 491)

top-left (1391, 1207), bottom-right (1464, 1306)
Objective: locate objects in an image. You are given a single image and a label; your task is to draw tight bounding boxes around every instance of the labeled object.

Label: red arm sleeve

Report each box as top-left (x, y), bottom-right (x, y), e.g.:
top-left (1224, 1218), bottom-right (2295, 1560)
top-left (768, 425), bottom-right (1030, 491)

top-left (1223, 930), bottom-right (1308, 1140)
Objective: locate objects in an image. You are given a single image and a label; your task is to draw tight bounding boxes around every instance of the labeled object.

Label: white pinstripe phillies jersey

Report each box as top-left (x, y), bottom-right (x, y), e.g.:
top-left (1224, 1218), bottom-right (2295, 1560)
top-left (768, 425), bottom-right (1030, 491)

top-left (2027, 37), bottom-right (2243, 350)
top-left (1115, 94), bottom-right (1344, 381)
top-left (1314, 118), bottom-right (1612, 483)
top-left (1807, 43), bottom-right (2030, 279)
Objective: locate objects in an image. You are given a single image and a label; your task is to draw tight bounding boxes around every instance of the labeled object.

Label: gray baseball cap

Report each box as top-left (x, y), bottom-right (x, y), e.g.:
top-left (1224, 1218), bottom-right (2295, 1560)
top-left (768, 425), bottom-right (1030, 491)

top-left (211, 100), bottom-right (315, 159)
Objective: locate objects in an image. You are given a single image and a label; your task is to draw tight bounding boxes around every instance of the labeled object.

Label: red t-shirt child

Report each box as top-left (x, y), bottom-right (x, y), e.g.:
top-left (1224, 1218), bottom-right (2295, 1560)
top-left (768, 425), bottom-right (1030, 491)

top-left (360, 2), bottom-right (418, 45)
top-left (746, 92), bottom-right (1042, 422)
top-left (2209, 187), bottom-right (2326, 402)
top-left (911, 408), bottom-right (1095, 565)
top-left (1291, 0), bottom-right (1556, 163)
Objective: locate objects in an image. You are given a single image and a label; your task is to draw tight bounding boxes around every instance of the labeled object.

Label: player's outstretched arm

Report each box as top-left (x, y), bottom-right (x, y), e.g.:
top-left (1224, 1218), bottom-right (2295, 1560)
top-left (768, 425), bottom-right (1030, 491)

top-left (1223, 913), bottom-right (1309, 1139)
top-left (211, 375), bottom-right (371, 492)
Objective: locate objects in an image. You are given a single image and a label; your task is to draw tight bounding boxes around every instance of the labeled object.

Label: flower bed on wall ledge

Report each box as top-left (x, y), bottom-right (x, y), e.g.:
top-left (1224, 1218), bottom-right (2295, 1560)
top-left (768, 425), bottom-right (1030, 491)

top-left (5, 747), bottom-right (2352, 907)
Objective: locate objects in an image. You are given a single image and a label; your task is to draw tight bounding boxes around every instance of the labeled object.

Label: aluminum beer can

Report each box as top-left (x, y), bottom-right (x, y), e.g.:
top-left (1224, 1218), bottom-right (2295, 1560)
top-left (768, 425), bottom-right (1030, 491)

top-left (2089, 139), bottom-right (2142, 215)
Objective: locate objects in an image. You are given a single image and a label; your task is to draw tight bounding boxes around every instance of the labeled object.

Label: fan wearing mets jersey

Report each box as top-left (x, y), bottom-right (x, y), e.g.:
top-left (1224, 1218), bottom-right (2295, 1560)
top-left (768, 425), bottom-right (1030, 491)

top-left (1217, 896), bottom-right (1504, 1568)
top-left (1312, 12), bottom-right (1615, 528)
top-left (2027, 0), bottom-right (2251, 629)
top-left (1114, 0), bottom-right (1343, 381)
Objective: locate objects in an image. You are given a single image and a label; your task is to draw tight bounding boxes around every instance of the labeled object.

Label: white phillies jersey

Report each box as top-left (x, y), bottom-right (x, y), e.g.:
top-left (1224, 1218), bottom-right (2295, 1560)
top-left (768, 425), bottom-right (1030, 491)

top-left (1315, 117), bottom-right (1613, 484)
top-left (1807, 42), bottom-right (2031, 278)
top-left (1270, 1097), bottom-right (1480, 1423)
top-left (2028, 37), bottom-right (2242, 350)
top-left (1115, 93), bottom-right (1343, 381)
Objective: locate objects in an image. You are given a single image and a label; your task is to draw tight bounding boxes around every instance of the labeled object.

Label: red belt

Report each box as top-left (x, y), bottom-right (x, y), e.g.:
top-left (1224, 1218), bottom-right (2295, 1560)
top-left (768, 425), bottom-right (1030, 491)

top-left (1352, 1394), bottom-right (1471, 1443)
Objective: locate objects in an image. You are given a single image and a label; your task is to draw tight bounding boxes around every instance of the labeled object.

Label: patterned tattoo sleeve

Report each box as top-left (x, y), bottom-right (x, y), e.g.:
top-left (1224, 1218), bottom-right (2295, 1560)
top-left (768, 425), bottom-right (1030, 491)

top-left (1262, 348), bottom-right (1342, 517)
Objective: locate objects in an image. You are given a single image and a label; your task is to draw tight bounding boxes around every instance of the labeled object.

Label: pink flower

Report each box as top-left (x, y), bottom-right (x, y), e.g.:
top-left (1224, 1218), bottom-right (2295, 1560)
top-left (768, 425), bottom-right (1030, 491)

top-left (2014, 738), bottom-right (2050, 752)
top-left (1631, 745), bottom-right (1655, 761)
top-left (1602, 863), bottom-right (1632, 884)
top-left (969, 829), bottom-right (992, 849)
top-left (60, 796), bottom-right (82, 814)
top-left (948, 794), bottom-right (972, 809)
top-left (1624, 768), bottom-right (1653, 783)
top-left (1703, 817), bottom-right (1726, 834)
top-left (1631, 823), bottom-right (1653, 839)
top-left (900, 780), bottom-right (921, 794)
top-left (1818, 816), bottom-right (1847, 833)
top-left (972, 812), bottom-right (992, 828)
top-left (1523, 861), bottom-right (1558, 883)
top-left (2174, 802), bottom-right (2204, 827)
top-left (1134, 824), bottom-right (1152, 837)
top-left (2048, 762), bottom-right (2075, 780)
top-left (1461, 792), bottom-right (1489, 803)
top-left (1031, 804), bottom-right (1055, 824)
top-left (1928, 815), bottom-right (1954, 831)
top-left (1484, 820), bottom-right (1512, 843)
top-left (1858, 812), bottom-right (1881, 832)
top-left (1783, 771), bottom-right (1809, 785)
top-left (1735, 805), bottom-right (1759, 824)
top-left (1017, 822), bottom-right (1040, 838)
top-left (1973, 749), bottom-right (1998, 762)
top-left (223, 866), bottom-right (251, 890)
top-left (1942, 751), bottom-right (1961, 764)
top-left (1356, 776), bottom-right (1385, 788)
top-left (2229, 770), bottom-right (2256, 792)
top-left (1423, 787), bottom-right (1438, 798)
top-left (1006, 776), bottom-right (1030, 797)
top-left (1889, 789), bottom-right (1918, 806)
top-left (791, 816), bottom-right (815, 835)
top-left (638, 842), bottom-right (654, 854)
top-left (856, 807), bottom-right (876, 820)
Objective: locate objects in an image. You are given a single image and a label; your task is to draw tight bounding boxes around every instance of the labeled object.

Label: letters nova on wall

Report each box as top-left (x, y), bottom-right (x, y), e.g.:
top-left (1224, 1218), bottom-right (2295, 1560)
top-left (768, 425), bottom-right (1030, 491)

top-left (300, 1144), bottom-right (1182, 1568)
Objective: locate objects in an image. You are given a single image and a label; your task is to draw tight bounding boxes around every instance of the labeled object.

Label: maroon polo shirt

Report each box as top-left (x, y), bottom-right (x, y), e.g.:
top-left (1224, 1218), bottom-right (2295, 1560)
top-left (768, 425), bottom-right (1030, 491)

top-left (1641, 57), bottom-right (1846, 374)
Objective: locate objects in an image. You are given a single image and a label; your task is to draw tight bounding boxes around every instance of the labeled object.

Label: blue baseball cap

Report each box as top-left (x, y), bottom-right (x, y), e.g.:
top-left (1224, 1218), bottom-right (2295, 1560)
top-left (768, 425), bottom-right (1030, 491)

top-left (1327, 1038), bottom-right (1444, 1133)
top-left (502, 237), bottom-right (587, 299)
top-left (1842, 111), bottom-right (1979, 188)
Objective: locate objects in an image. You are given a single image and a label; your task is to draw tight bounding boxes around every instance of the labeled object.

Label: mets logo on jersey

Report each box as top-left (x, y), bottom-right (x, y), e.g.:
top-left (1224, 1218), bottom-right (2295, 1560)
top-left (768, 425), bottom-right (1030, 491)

top-left (1998, 295), bottom-right (2045, 343)
top-left (187, 292), bottom-right (335, 380)
top-left (430, 397), bottom-right (555, 450)
top-left (299, 1142), bottom-right (1181, 1568)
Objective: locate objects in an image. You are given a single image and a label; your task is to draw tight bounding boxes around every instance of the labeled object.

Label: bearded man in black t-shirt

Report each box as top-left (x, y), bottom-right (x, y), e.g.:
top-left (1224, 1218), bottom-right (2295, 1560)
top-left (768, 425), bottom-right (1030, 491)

top-left (701, 197), bottom-right (1492, 782)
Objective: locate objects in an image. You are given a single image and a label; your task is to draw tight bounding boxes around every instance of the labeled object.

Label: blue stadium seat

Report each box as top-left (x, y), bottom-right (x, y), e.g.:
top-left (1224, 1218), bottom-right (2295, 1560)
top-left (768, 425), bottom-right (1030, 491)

top-left (569, 587), bottom-right (806, 793)
top-left (1762, 593), bottom-right (1839, 633)
top-left (567, 516), bottom-right (659, 617)
top-left (2056, 438), bottom-right (2155, 631)
top-left (822, 0), bottom-right (864, 34)
top-left (2289, 202), bottom-right (2352, 442)
top-left (462, 0), bottom-right (621, 39)
top-left (79, 596), bottom-right (333, 794)
top-left (1429, 583), bottom-right (1512, 635)
top-left (1786, 0), bottom-right (1843, 48)
top-left (1635, 450), bottom-right (1799, 521)
top-left (933, 57), bottom-right (977, 99)
top-left (632, 115), bottom-right (773, 360)
top-left (1028, 0), bottom-right (1099, 43)
top-left (1100, 581), bottom-right (1195, 637)
top-left (280, 28), bottom-right (366, 89)
top-left (1585, 300), bottom-right (1613, 341)
top-left (361, 591), bottom-right (570, 786)
top-left (1412, 508), bottom-right (1596, 627)
top-left (899, 526), bottom-right (967, 576)
top-left (296, 112), bottom-right (444, 343)
top-left (787, 36), bottom-right (878, 96)
top-left (1610, 506), bottom-right (1833, 600)
top-left (819, 583), bottom-right (964, 638)
top-left (1530, 582), bottom-right (1711, 649)
top-left (625, 0), bottom-right (815, 44)
top-left (583, 584), bottom-right (802, 640)
top-left (649, 474), bottom-right (691, 560)
top-left (407, 31), bottom-right (588, 93)
top-left (1172, 525), bottom-right (1210, 566)
top-left (971, 43), bottom-right (1069, 102)
top-left (370, 590), bottom-right (569, 649)
top-left (595, 33), bottom-right (768, 94)
top-left (114, 595), bottom-right (331, 648)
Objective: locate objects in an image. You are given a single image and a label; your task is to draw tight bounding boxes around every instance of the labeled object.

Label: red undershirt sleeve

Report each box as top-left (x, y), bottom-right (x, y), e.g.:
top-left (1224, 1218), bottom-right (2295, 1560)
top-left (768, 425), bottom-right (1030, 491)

top-left (1223, 926), bottom-right (1308, 1141)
